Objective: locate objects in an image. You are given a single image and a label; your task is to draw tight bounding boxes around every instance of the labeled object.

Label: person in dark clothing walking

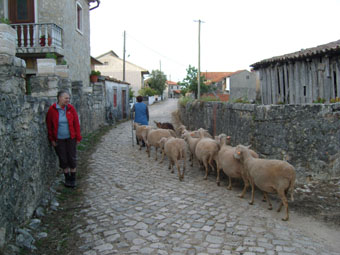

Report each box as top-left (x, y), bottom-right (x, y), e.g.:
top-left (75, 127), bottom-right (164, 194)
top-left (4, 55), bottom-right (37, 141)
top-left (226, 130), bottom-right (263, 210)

top-left (46, 91), bottom-right (82, 188)
top-left (131, 95), bottom-right (149, 146)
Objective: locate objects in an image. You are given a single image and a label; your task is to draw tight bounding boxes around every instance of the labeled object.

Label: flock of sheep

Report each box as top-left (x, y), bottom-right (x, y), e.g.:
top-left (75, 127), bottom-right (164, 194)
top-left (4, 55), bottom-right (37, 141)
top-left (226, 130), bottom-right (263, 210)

top-left (133, 120), bottom-right (296, 221)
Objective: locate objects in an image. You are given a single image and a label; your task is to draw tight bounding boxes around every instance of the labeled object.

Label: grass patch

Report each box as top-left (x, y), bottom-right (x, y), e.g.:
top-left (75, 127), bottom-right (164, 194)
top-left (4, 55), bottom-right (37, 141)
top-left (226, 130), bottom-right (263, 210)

top-left (178, 96), bottom-right (194, 107)
top-left (198, 95), bottom-right (221, 102)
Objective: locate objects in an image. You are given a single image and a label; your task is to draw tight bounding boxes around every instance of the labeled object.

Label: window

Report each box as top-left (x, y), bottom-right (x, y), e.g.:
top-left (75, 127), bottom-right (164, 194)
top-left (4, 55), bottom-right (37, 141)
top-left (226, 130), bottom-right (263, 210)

top-left (76, 2), bottom-right (83, 33)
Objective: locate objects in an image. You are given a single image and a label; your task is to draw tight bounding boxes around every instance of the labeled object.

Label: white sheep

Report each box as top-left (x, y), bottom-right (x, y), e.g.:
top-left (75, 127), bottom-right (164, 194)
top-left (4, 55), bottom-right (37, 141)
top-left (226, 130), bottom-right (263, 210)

top-left (215, 137), bottom-right (259, 199)
top-left (134, 123), bottom-right (153, 150)
top-left (194, 129), bottom-right (220, 180)
top-left (146, 128), bottom-right (176, 160)
top-left (234, 144), bottom-right (296, 221)
top-left (158, 137), bottom-right (187, 181)
top-left (182, 131), bottom-right (200, 167)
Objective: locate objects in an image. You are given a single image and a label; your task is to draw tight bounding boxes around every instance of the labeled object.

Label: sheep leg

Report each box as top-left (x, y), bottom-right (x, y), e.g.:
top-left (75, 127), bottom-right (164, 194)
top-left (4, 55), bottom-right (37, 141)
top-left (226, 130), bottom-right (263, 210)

top-left (175, 159), bottom-right (182, 181)
top-left (249, 179), bottom-right (255, 205)
top-left (147, 145), bottom-right (150, 157)
top-left (226, 176), bottom-right (232, 190)
top-left (155, 147), bottom-right (158, 161)
top-left (160, 150), bottom-right (165, 163)
top-left (216, 166), bottom-right (221, 186)
top-left (170, 159), bottom-right (174, 173)
top-left (190, 152), bottom-right (194, 167)
top-left (277, 190), bottom-right (289, 221)
top-left (181, 159), bottom-right (185, 180)
top-left (203, 160), bottom-right (209, 180)
top-left (263, 192), bottom-right (272, 210)
top-left (239, 175), bottom-right (249, 198)
top-left (262, 193), bottom-right (267, 202)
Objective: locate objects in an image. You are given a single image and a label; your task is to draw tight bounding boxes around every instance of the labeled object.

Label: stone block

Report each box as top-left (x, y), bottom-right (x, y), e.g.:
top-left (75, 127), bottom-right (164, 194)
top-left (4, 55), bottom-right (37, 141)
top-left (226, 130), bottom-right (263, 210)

top-left (30, 76), bottom-right (59, 97)
top-left (37, 59), bottom-right (56, 76)
top-left (55, 65), bottom-right (69, 78)
top-left (0, 77), bottom-right (26, 95)
top-left (0, 24), bottom-right (17, 56)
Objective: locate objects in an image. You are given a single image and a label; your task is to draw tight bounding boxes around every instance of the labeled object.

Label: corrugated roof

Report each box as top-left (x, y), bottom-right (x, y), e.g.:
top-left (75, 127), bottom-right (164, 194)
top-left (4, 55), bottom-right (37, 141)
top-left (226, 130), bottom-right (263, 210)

top-left (251, 39), bottom-right (340, 68)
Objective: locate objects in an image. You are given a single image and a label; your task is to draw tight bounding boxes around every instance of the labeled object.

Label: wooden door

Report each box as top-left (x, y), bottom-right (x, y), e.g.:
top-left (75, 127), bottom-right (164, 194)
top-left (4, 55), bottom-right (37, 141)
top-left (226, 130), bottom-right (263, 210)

top-left (122, 90), bottom-right (127, 119)
top-left (9, 0), bottom-right (35, 47)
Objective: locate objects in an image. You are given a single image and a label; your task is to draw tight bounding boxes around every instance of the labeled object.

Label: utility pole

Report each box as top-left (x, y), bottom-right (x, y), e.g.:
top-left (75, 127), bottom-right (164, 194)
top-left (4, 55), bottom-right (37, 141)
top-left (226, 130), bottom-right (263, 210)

top-left (194, 19), bottom-right (204, 99)
top-left (123, 30), bottom-right (126, 81)
top-left (159, 60), bottom-right (162, 72)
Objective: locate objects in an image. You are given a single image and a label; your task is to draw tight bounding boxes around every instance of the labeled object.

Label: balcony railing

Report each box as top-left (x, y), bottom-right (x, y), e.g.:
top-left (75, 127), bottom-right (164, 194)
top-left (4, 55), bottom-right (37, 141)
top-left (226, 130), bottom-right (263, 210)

top-left (11, 23), bottom-right (63, 55)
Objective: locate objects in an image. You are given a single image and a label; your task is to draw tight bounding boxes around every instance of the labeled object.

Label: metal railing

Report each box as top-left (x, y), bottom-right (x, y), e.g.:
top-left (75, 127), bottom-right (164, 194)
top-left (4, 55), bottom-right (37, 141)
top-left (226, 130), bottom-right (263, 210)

top-left (11, 23), bottom-right (63, 50)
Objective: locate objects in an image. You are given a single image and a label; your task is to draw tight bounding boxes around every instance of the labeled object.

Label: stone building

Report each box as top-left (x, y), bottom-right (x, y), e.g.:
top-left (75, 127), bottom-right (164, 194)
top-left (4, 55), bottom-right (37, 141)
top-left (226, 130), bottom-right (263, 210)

top-left (0, 0), bottom-right (100, 89)
top-left (167, 80), bottom-right (181, 98)
top-left (251, 39), bottom-right (340, 104)
top-left (229, 70), bottom-right (257, 102)
top-left (201, 71), bottom-right (257, 102)
top-left (94, 50), bottom-right (149, 96)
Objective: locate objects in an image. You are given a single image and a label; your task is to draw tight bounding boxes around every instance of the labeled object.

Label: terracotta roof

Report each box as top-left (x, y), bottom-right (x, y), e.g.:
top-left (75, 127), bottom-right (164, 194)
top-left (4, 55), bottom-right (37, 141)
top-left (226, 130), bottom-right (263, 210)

top-left (203, 93), bottom-right (229, 102)
top-left (202, 71), bottom-right (244, 83)
top-left (173, 90), bottom-right (181, 94)
top-left (251, 39), bottom-right (340, 69)
top-left (104, 76), bottom-right (130, 85)
top-left (166, 80), bottom-right (178, 85)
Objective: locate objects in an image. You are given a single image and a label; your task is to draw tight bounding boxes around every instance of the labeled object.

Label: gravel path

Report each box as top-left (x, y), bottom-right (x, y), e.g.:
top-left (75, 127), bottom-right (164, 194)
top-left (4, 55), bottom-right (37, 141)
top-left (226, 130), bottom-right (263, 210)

top-left (73, 98), bottom-right (340, 255)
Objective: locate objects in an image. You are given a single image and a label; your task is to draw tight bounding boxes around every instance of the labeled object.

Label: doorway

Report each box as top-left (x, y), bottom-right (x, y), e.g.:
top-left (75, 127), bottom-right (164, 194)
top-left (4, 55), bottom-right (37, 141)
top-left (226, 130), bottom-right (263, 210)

top-left (9, 0), bottom-right (35, 47)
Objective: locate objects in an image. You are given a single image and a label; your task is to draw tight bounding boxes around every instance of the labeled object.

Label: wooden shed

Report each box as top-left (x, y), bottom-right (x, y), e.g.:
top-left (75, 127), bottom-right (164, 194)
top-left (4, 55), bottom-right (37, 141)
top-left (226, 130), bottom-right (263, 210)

top-left (251, 40), bottom-right (340, 104)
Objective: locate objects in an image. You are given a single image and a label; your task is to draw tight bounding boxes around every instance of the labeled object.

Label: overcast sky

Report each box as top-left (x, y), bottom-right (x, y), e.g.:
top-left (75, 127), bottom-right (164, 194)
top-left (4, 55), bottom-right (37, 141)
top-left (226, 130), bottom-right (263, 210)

top-left (90, 0), bottom-right (340, 82)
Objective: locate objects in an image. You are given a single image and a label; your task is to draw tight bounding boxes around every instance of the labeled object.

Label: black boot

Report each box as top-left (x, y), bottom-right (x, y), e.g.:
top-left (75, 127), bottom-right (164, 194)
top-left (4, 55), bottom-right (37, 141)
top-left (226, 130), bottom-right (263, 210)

top-left (70, 172), bottom-right (76, 188)
top-left (64, 173), bottom-right (72, 187)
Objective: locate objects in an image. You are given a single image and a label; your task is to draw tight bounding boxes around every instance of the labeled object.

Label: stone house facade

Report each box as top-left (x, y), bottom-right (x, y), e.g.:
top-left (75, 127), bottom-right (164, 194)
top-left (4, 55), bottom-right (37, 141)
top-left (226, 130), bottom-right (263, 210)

top-left (0, 0), bottom-right (100, 89)
top-left (95, 50), bottom-right (149, 96)
top-left (229, 70), bottom-right (257, 102)
top-left (104, 77), bottom-right (130, 121)
top-left (167, 80), bottom-right (181, 98)
top-left (251, 39), bottom-right (340, 104)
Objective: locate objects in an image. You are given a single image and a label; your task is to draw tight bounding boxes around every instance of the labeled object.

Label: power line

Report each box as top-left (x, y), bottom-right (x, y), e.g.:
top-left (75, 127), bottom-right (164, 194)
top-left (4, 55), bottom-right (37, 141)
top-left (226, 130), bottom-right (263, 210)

top-left (125, 33), bottom-right (188, 68)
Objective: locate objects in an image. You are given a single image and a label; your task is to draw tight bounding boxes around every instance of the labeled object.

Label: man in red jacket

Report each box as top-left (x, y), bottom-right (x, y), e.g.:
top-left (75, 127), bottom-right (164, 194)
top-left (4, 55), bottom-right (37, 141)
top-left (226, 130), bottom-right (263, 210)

top-left (46, 91), bottom-right (82, 188)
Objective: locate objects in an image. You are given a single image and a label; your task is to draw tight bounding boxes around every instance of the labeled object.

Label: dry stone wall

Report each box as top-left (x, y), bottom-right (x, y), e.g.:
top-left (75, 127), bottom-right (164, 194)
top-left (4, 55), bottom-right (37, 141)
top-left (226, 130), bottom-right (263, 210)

top-left (179, 101), bottom-right (340, 179)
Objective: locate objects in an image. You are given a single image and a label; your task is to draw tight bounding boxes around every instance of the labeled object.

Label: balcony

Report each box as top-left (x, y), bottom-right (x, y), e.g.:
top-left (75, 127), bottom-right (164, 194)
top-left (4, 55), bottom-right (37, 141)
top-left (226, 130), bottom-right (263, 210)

top-left (11, 23), bottom-right (64, 57)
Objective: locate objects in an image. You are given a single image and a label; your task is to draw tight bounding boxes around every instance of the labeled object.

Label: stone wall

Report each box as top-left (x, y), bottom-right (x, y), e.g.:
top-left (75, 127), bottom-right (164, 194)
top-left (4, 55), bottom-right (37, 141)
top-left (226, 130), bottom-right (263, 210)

top-left (179, 101), bottom-right (340, 179)
top-left (0, 63), bottom-right (107, 248)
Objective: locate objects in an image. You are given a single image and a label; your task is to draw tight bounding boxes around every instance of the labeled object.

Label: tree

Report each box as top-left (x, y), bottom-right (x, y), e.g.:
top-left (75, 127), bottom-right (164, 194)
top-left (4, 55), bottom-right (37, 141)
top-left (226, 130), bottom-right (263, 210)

top-left (180, 65), bottom-right (209, 99)
top-left (148, 70), bottom-right (167, 96)
top-left (129, 87), bottom-right (134, 99)
top-left (138, 87), bottom-right (157, 97)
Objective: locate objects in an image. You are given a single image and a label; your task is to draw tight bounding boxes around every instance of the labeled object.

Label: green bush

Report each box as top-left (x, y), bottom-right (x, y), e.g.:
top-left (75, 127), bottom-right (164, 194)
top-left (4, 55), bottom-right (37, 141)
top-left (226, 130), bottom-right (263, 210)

top-left (138, 87), bottom-right (157, 96)
top-left (0, 18), bottom-right (10, 24)
top-left (91, 70), bottom-right (101, 76)
top-left (199, 95), bottom-right (220, 102)
top-left (178, 96), bottom-right (193, 107)
top-left (46, 53), bottom-right (57, 60)
top-left (313, 97), bottom-right (326, 104)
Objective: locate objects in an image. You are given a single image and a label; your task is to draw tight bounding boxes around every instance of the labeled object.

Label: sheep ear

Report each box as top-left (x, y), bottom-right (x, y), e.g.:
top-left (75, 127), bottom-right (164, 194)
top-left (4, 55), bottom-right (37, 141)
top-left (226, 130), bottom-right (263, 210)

top-left (247, 145), bottom-right (252, 149)
top-left (237, 151), bottom-right (241, 155)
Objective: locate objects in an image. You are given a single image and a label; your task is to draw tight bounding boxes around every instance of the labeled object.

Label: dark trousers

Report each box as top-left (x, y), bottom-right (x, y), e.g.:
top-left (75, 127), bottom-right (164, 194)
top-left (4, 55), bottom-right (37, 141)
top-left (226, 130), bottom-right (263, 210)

top-left (54, 138), bottom-right (77, 169)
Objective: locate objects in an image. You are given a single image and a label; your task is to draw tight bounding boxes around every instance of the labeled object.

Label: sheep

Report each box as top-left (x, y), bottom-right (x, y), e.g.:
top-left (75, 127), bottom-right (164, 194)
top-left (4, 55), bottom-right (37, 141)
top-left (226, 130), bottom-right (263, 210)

top-left (134, 123), bottom-right (153, 150)
top-left (215, 137), bottom-right (259, 198)
top-left (154, 120), bottom-right (175, 130)
top-left (194, 129), bottom-right (220, 180)
top-left (191, 128), bottom-right (213, 139)
top-left (234, 144), bottom-right (296, 221)
top-left (158, 137), bottom-right (187, 181)
top-left (146, 128), bottom-right (176, 160)
top-left (182, 131), bottom-right (200, 167)
top-left (176, 124), bottom-right (187, 136)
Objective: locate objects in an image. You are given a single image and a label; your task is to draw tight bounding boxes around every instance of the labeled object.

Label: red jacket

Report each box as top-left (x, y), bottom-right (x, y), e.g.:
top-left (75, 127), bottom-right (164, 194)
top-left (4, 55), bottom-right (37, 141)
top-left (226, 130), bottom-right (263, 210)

top-left (46, 103), bottom-right (82, 142)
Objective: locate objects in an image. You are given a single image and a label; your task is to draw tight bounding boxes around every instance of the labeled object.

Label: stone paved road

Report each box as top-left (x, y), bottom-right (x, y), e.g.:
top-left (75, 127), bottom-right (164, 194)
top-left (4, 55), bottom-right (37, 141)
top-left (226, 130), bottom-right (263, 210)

top-left (74, 99), bottom-right (340, 255)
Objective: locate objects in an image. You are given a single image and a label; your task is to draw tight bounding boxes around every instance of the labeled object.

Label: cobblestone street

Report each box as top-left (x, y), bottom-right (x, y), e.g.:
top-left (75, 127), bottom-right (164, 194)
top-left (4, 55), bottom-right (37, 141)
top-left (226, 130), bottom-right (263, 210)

top-left (73, 99), bottom-right (340, 255)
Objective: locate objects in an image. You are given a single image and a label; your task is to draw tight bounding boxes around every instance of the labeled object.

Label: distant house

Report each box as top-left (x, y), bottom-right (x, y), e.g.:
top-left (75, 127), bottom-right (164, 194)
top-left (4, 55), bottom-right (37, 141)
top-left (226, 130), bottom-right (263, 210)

top-left (91, 56), bottom-right (103, 71)
top-left (202, 71), bottom-right (257, 102)
top-left (167, 80), bottom-right (181, 98)
top-left (0, 0), bottom-right (100, 89)
top-left (251, 39), bottom-right (340, 104)
top-left (229, 70), bottom-right (257, 102)
top-left (95, 50), bottom-right (149, 96)
top-left (104, 77), bottom-right (130, 121)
